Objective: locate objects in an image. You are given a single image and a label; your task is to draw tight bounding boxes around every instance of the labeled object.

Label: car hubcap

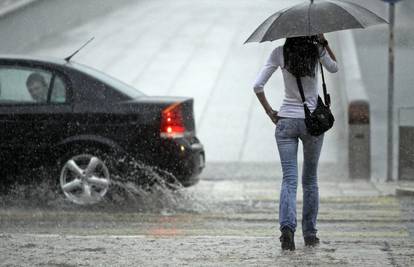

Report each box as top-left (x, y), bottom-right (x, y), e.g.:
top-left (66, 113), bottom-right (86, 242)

top-left (60, 154), bottom-right (110, 205)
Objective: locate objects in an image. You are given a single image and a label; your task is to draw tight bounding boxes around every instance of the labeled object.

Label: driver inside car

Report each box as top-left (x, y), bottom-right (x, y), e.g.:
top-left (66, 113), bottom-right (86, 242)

top-left (26, 72), bottom-right (48, 102)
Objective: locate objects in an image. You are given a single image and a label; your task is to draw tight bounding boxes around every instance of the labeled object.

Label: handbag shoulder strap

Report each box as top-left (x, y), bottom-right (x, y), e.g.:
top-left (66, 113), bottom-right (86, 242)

top-left (295, 63), bottom-right (331, 107)
top-left (295, 77), bottom-right (311, 116)
top-left (295, 77), bottom-right (306, 103)
top-left (319, 62), bottom-right (331, 107)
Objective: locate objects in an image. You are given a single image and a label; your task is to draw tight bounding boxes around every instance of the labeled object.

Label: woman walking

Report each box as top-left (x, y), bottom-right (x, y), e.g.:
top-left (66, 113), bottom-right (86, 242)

top-left (253, 34), bottom-right (338, 251)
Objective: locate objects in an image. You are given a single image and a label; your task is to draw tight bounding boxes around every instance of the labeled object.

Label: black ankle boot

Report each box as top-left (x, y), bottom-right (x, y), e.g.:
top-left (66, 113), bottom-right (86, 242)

top-left (279, 227), bottom-right (295, 251)
top-left (304, 236), bottom-right (320, 247)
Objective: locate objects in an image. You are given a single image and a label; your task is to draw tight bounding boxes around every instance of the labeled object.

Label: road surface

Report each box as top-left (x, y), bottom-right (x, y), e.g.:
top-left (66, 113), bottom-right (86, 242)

top-left (1, 176), bottom-right (413, 266)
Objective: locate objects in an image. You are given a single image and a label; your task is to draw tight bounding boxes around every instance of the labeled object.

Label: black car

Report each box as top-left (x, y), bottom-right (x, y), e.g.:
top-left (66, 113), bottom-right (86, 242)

top-left (0, 55), bottom-right (205, 204)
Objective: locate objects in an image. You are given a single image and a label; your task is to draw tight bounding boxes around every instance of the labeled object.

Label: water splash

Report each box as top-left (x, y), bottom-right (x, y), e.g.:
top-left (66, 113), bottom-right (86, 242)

top-left (0, 156), bottom-right (208, 214)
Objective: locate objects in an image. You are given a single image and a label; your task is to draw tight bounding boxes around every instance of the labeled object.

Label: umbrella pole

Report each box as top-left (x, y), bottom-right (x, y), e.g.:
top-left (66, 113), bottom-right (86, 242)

top-left (386, 2), bottom-right (396, 181)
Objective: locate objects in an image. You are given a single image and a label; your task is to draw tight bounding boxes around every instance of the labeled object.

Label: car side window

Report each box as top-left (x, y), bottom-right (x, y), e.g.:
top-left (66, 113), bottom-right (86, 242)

top-left (0, 66), bottom-right (52, 103)
top-left (50, 75), bottom-right (67, 103)
top-left (0, 65), bottom-right (68, 104)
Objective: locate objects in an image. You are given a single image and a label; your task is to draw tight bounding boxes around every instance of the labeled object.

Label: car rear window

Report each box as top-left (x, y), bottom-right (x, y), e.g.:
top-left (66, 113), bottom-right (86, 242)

top-left (72, 63), bottom-right (145, 99)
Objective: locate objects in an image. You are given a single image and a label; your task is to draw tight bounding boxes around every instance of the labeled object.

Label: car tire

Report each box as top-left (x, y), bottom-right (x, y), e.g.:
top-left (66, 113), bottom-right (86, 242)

top-left (56, 146), bottom-right (119, 205)
top-left (56, 146), bottom-right (181, 205)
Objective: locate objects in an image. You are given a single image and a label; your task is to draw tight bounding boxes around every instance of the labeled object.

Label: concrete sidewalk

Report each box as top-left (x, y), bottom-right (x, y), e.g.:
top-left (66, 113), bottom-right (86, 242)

top-left (1, 178), bottom-right (413, 266)
top-left (193, 177), bottom-right (409, 200)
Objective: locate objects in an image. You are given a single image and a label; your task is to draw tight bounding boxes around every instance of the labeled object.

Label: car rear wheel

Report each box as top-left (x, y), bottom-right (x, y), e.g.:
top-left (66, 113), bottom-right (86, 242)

top-left (59, 152), bottom-right (111, 205)
top-left (57, 146), bottom-right (184, 205)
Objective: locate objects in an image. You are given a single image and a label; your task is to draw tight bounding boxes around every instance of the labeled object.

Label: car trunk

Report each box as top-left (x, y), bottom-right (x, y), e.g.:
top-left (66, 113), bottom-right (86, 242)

top-left (124, 96), bottom-right (195, 134)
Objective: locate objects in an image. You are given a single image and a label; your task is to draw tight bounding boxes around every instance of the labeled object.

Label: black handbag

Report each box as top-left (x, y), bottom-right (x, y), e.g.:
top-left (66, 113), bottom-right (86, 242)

top-left (295, 63), bottom-right (335, 136)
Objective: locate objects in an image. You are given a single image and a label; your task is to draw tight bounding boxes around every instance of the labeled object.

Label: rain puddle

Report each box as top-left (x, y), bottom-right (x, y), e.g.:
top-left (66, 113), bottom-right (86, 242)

top-left (0, 156), bottom-right (209, 214)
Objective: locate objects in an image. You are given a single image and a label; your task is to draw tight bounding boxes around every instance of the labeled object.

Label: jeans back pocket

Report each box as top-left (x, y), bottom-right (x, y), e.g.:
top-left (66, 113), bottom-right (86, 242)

top-left (276, 119), bottom-right (296, 136)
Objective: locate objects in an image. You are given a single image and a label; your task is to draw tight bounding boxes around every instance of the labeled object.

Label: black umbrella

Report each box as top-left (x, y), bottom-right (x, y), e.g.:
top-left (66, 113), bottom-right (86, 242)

top-left (245, 0), bottom-right (388, 43)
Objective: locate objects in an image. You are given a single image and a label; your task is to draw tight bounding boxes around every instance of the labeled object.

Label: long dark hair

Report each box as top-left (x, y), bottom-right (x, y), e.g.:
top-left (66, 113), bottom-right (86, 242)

top-left (283, 36), bottom-right (319, 77)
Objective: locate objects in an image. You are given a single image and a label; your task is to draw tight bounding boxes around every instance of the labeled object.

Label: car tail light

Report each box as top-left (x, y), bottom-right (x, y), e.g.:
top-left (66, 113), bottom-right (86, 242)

top-left (160, 103), bottom-right (186, 138)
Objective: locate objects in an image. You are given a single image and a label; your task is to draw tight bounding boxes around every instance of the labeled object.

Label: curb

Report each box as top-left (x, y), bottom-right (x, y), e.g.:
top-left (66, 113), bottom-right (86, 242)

top-left (0, 0), bottom-right (36, 18)
top-left (396, 187), bottom-right (414, 197)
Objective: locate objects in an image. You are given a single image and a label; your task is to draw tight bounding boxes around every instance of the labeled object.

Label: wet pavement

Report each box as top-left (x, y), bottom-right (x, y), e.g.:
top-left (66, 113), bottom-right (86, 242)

top-left (1, 177), bottom-right (414, 266)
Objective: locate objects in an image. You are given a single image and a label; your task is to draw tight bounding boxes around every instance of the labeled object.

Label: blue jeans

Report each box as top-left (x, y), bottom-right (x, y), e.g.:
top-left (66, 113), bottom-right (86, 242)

top-left (275, 117), bottom-right (324, 238)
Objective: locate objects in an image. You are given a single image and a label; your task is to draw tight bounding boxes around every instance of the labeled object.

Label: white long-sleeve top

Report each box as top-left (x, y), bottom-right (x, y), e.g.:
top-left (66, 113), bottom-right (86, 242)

top-left (253, 45), bottom-right (339, 119)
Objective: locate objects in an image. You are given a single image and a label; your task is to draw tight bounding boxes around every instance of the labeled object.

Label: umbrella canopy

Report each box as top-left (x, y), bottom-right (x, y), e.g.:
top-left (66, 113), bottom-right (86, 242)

top-left (245, 0), bottom-right (388, 43)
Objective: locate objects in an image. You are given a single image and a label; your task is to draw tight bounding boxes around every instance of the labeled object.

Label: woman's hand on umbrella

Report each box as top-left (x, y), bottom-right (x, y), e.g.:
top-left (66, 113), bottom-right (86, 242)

top-left (318, 33), bottom-right (330, 48)
top-left (266, 109), bottom-right (279, 124)
top-left (318, 33), bottom-right (327, 42)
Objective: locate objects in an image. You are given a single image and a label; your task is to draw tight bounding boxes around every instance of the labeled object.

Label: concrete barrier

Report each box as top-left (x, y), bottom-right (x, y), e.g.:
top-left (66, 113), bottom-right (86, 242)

top-left (336, 31), bottom-right (371, 179)
top-left (398, 107), bottom-right (414, 180)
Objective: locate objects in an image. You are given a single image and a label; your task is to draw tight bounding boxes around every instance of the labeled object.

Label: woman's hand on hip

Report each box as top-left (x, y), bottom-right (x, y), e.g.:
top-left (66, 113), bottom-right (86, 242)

top-left (255, 91), bottom-right (279, 124)
top-left (266, 109), bottom-right (279, 124)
